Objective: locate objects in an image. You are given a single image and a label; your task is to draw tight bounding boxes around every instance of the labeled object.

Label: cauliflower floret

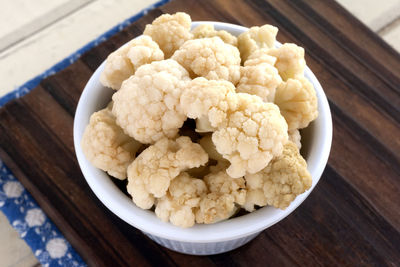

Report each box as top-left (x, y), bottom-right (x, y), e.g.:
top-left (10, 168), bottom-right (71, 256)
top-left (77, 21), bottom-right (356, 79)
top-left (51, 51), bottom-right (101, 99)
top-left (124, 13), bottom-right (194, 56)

top-left (112, 59), bottom-right (190, 144)
top-left (100, 36), bottom-right (164, 90)
top-left (274, 76), bottom-right (318, 130)
top-left (127, 136), bottom-right (208, 209)
top-left (267, 43), bottom-right (305, 81)
top-left (81, 104), bottom-right (142, 180)
top-left (236, 63), bottom-right (282, 102)
top-left (172, 37), bottom-right (241, 84)
top-left (199, 134), bottom-right (225, 162)
top-left (243, 142), bottom-right (311, 210)
top-left (212, 93), bottom-right (288, 178)
top-left (180, 77), bottom-right (237, 128)
top-left (244, 48), bottom-right (277, 67)
top-left (196, 193), bottom-right (236, 224)
top-left (192, 24), bottom-right (237, 46)
top-left (155, 172), bottom-right (207, 228)
top-left (125, 36), bottom-right (164, 71)
top-left (264, 142), bottom-right (312, 209)
top-left (289, 129), bottom-right (301, 150)
top-left (144, 12), bottom-right (193, 58)
top-left (204, 170), bottom-right (246, 205)
top-left (196, 169), bottom-right (245, 224)
top-left (238, 25), bottom-right (278, 62)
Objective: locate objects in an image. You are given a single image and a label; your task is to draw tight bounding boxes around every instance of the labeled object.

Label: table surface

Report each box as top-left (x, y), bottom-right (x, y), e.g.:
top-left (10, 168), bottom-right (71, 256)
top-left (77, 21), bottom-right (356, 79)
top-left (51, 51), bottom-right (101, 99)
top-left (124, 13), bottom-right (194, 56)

top-left (1, 0), bottom-right (400, 266)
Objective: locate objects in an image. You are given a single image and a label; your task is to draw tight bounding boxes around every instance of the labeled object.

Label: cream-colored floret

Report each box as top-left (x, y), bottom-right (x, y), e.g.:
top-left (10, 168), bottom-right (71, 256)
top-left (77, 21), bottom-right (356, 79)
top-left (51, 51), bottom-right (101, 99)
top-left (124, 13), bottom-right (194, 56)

top-left (192, 24), bottom-right (237, 46)
top-left (236, 63), bottom-right (282, 102)
top-left (81, 105), bottom-right (141, 180)
top-left (180, 77), bottom-right (237, 128)
top-left (125, 36), bottom-right (164, 71)
top-left (172, 37), bottom-right (241, 84)
top-left (155, 172), bottom-right (207, 228)
top-left (100, 36), bottom-right (164, 90)
top-left (204, 170), bottom-right (246, 205)
top-left (127, 136), bottom-right (208, 209)
top-left (289, 129), bottom-right (301, 150)
top-left (196, 193), bottom-right (236, 224)
top-left (238, 25), bottom-right (278, 62)
top-left (112, 59), bottom-right (190, 144)
top-left (267, 43), bottom-right (306, 81)
top-left (262, 141), bottom-right (311, 209)
top-left (144, 12), bottom-right (192, 58)
top-left (243, 142), bottom-right (311, 211)
top-left (274, 76), bottom-right (318, 130)
top-left (244, 48), bottom-right (277, 67)
top-left (212, 93), bottom-right (288, 178)
top-left (196, 169), bottom-right (246, 224)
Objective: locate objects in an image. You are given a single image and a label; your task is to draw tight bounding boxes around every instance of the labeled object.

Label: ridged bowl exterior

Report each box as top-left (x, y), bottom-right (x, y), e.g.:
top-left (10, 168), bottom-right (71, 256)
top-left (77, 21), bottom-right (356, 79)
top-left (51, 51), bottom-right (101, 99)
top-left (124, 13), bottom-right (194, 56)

top-left (145, 232), bottom-right (260, 255)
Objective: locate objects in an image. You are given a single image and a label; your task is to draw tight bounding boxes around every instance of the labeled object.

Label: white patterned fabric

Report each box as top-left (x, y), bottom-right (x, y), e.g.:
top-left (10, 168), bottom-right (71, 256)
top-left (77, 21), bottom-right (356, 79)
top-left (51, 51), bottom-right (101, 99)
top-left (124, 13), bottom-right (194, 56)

top-left (0, 160), bottom-right (85, 266)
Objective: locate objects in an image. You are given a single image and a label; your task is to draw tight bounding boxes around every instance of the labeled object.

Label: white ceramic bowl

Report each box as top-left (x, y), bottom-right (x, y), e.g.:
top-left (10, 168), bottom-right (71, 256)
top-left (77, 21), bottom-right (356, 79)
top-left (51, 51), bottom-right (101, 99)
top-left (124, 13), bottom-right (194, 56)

top-left (74, 21), bottom-right (332, 255)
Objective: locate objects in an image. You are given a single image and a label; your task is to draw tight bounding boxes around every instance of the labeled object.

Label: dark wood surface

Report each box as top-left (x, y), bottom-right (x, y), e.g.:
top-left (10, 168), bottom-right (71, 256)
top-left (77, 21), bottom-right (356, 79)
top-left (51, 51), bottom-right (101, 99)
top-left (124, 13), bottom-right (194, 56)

top-left (1, 0), bottom-right (399, 266)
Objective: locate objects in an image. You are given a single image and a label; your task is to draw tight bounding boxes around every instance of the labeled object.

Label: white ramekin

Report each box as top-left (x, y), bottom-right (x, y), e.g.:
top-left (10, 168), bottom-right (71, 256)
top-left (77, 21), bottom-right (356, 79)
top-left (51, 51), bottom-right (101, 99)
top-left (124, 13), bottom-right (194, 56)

top-left (73, 22), bottom-right (332, 255)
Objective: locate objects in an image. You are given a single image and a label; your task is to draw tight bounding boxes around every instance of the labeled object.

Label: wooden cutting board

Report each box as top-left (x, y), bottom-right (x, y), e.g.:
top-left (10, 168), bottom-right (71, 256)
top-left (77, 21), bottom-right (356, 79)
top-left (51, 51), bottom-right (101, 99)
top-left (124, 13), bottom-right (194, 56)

top-left (1, 0), bottom-right (399, 266)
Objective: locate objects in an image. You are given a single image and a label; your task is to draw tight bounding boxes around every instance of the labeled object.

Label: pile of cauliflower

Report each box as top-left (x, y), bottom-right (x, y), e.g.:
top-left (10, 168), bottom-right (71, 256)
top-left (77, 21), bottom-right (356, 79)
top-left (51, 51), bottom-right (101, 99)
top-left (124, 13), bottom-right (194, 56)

top-left (82, 12), bottom-right (318, 228)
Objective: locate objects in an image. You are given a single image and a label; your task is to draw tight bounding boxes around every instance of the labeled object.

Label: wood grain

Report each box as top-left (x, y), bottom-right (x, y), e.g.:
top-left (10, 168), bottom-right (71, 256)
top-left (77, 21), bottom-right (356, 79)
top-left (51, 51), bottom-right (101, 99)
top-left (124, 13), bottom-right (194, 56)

top-left (0, 0), bottom-right (399, 266)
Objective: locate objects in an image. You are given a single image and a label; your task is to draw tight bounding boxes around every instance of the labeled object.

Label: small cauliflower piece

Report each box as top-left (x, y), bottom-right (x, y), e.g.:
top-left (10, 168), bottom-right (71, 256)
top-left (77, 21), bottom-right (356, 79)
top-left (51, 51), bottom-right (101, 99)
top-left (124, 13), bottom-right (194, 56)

top-left (289, 129), bottom-right (301, 150)
top-left (127, 136), bottom-right (208, 209)
top-left (125, 36), bottom-right (164, 71)
top-left (204, 170), bottom-right (246, 205)
top-left (267, 43), bottom-right (305, 81)
top-left (236, 63), bottom-right (282, 102)
top-left (172, 37), bottom-right (241, 84)
top-left (238, 24), bottom-right (278, 62)
top-left (81, 105), bottom-right (142, 180)
top-left (144, 12), bottom-right (193, 58)
top-left (244, 48), bottom-right (277, 67)
top-left (212, 93), bottom-right (288, 178)
top-left (196, 169), bottom-right (246, 224)
top-left (262, 141), bottom-right (312, 209)
top-left (196, 193), bottom-right (236, 224)
top-left (192, 24), bottom-right (237, 46)
top-left (180, 77), bottom-right (237, 128)
top-left (274, 76), bottom-right (318, 130)
top-left (100, 51), bottom-right (132, 90)
top-left (100, 36), bottom-right (164, 90)
top-left (243, 142), bottom-right (311, 211)
top-left (112, 59), bottom-right (190, 144)
top-left (155, 172), bottom-right (207, 228)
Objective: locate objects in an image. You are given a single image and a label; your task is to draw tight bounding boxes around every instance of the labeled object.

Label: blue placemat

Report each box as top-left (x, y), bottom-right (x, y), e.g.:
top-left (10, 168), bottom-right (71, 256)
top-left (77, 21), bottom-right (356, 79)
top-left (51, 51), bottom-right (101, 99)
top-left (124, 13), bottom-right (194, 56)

top-left (0, 1), bottom-right (168, 266)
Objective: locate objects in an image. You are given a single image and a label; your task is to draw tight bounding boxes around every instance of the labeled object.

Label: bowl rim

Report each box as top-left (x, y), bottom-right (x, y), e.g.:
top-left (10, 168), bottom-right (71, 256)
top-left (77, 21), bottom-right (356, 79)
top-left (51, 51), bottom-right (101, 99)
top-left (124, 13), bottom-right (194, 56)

top-left (73, 21), bottom-right (333, 243)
